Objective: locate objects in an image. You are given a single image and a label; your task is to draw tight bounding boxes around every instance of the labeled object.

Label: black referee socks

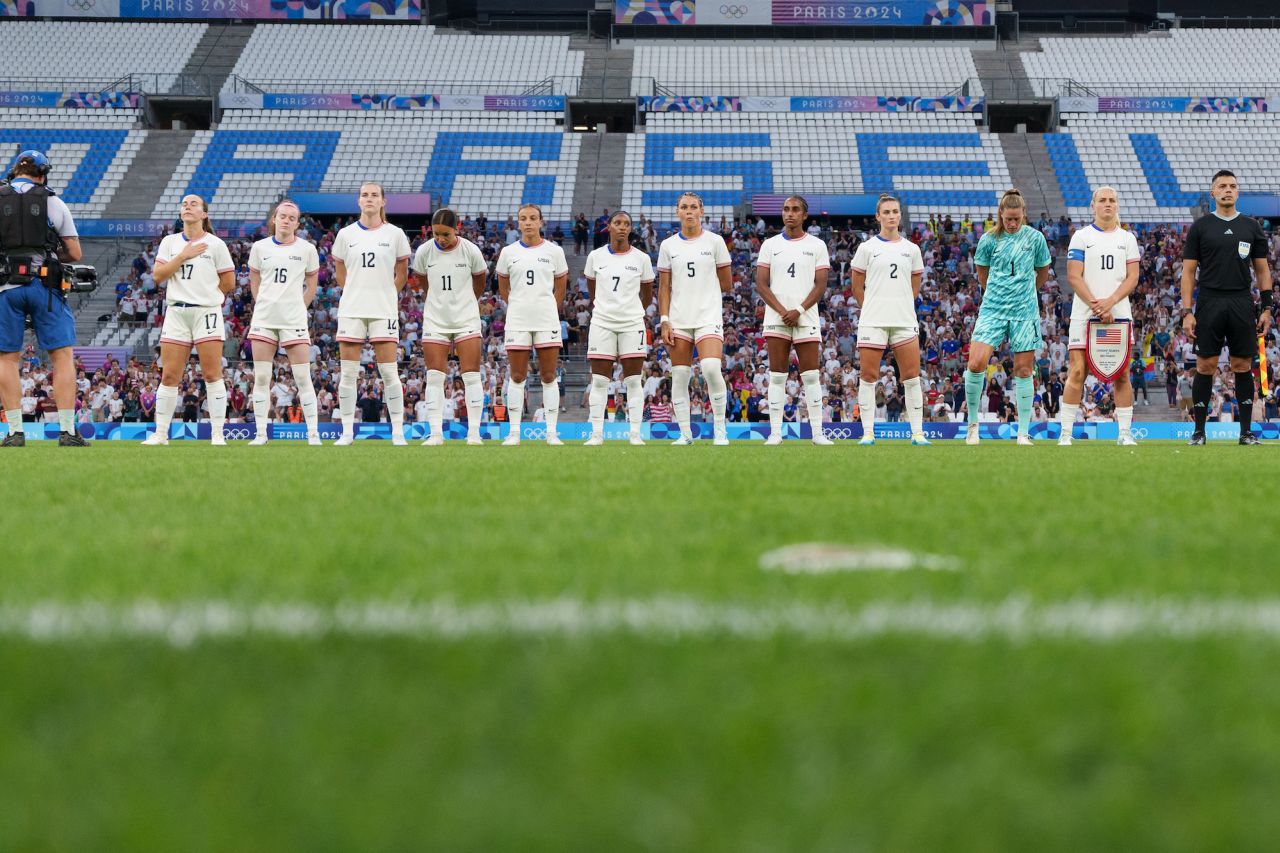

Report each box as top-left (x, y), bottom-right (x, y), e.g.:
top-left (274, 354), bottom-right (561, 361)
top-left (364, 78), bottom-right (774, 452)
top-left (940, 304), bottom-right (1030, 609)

top-left (1235, 371), bottom-right (1255, 435)
top-left (1192, 372), bottom-right (1213, 433)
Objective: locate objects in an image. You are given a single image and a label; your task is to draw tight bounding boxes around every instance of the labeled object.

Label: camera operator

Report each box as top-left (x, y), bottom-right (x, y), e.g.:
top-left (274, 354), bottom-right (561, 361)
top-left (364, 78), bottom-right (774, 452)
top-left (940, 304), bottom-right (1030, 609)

top-left (0, 150), bottom-right (84, 447)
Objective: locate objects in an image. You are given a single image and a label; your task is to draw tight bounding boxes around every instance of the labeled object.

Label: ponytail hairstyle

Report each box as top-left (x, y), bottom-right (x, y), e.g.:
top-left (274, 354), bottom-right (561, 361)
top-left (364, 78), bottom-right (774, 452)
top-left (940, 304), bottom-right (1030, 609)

top-left (267, 199), bottom-right (301, 239)
top-left (182, 194), bottom-right (213, 236)
top-left (784, 194), bottom-right (809, 215)
top-left (359, 181), bottom-right (386, 224)
top-left (431, 207), bottom-right (460, 229)
top-left (875, 193), bottom-right (900, 215)
top-left (996, 188), bottom-right (1026, 235)
top-left (517, 203), bottom-right (544, 236)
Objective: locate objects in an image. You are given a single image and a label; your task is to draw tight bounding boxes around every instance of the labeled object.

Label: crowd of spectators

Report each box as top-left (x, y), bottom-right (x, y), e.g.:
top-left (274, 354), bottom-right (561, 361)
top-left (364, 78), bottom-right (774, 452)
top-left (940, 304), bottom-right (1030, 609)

top-left (6, 207), bottom-right (1280, 429)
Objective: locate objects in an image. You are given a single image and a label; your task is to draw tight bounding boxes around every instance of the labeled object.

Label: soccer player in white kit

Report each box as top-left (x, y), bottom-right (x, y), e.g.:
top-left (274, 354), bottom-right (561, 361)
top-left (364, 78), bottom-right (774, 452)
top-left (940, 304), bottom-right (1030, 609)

top-left (142, 194), bottom-right (235, 446)
top-left (1059, 186), bottom-right (1141, 446)
top-left (657, 192), bottom-right (733, 445)
top-left (495, 204), bottom-right (569, 446)
top-left (245, 200), bottom-right (321, 445)
top-left (331, 182), bottom-right (411, 446)
top-left (754, 195), bottom-right (832, 446)
top-left (850, 195), bottom-right (929, 445)
top-left (583, 210), bottom-right (654, 445)
top-left (411, 208), bottom-right (489, 446)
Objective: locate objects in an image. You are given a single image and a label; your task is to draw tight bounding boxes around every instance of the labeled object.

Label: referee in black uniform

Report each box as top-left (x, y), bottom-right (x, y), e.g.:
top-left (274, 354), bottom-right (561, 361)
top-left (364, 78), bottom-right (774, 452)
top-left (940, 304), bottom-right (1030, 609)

top-left (1180, 170), bottom-right (1274, 445)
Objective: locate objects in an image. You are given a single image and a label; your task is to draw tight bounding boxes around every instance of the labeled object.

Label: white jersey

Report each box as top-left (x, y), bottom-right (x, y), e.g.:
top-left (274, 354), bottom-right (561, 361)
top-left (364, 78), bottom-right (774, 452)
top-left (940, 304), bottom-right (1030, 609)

top-left (247, 236), bottom-right (319, 329)
top-left (412, 236), bottom-right (488, 329)
top-left (657, 229), bottom-right (731, 329)
top-left (756, 232), bottom-right (831, 327)
top-left (155, 231), bottom-right (235, 307)
top-left (1066, 224), bottom-right (1140, 320)
top-left (332, 221), bottom-right (411, 320)
top-left (583, 245), bottom-right (655, 330)
top-left (851, 235), bottom-right (924, 328)
top-left (496, 239), bottom-right (568, 331)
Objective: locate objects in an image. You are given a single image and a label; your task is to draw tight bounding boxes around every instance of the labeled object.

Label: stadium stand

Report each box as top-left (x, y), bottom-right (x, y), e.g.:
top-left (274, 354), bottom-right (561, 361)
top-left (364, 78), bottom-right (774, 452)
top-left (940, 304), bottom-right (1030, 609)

top-left (223, 25), bottom-right (583, 94)
top-left (0, 21), bottom-right (206, 91)
top-left (0, 109), bottom-right (145, 218)
top-left (1050, 113), bottom-right (1280, 222)
top-left (625, 112), bottom-right (1011, 219)
top-left (630, 44), bottom-right (983, 96)
top-left (150, 111), bottom-right (581, 222)
top-left (1023, 30), bottom-right (1280, 97)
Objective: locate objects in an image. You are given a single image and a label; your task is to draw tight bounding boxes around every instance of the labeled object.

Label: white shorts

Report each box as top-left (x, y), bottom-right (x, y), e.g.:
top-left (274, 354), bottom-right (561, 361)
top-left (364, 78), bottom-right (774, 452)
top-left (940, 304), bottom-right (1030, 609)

top-left (587, 322), bottom-right (647, 361)
top-left (763, 323), bottom-right (821, 345)
top-left (504, 328), bottom-right (562, 351)
top-left (670, 323), bottom-right (723, 345)
top-left (337, 316), bottom-right (399, 344)
top-left (859, 325), bottom-right (918, 350)
top-left (1068, 310), bottom-right (1131, 351)
top-left (422, 318), bottom-right (482, 347)
top-left (160, 305), bottom-right (224, 347)
top-left (247, 325), bottom-right (309, 348)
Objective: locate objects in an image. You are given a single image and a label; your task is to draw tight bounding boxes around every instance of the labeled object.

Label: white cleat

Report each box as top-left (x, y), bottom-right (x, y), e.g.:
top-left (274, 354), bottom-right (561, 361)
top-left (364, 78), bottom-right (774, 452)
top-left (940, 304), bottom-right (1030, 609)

top-left (141, 432), bottom-right (168, 446)
top-left (859, 437), bottom-right (875, 446)
top-left (1117, 431), bottom-right (1139, 447)
top-left (503, 435), bottom-right (521, 447)
top-left (1058, 434), bottom-right (1073, 446)
top-left (210, 434), bottom-right (227, 446)
top-left (333, 433), bottom-right (355, 447)
top-left (466, 434), bottom-right (483, 447)
top-left (1016, 434), bottom-right (1035, 446)
top-left (712, 428), bottom-right (729, 446)
top-left (910, 435), bottom-right (932, 446)
top-left (249, 435), bottom-right (269, 446)
top-left (812, 433), bottom-right (834, 446)
top-left (965, 424), bottom-right (981, 445)
top-left (764, 434), bottom-right (784, 446)
top-left (546, 436), bottom-right (564, 446)
top-left (628, 434), bottom-right (645, 446)
top-left (584, 434), bottom-right (604, 447)
top-left (307, 432), bottom-right (322, 446)
top-left (670, 435), bottom-right (692, 446)
top-left (391, 434), bottom-right (408, 447)
top-left (421, 434), bottom-right (444, 447)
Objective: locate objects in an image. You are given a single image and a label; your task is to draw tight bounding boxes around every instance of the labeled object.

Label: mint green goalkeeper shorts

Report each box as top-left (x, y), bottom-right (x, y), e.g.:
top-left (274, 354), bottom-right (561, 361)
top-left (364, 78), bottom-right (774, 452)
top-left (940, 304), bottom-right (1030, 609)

top-left (971, 313), bottom-right (1042, 354)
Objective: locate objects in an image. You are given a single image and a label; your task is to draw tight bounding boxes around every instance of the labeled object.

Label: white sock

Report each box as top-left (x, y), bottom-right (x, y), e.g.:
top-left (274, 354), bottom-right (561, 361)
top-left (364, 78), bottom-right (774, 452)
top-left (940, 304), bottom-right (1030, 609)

top-left (903, 376), bottom-right (924, 436)
top-left (252, 360), bottom-right (272, 427)
top-left (378, 362), bottom-right (403, 435)
top-left (426, 368), bottom-right (446, 438)
top-left (155, 384), bottom-right (179, 436)
top-left (1117, 406), bottom-right (1133, 433)
top-left (542, 378), bottom-right (559, 434)
top-left (588, 373), bottom-right (608, 434)
top-left (338, 359), bottom-right (359, 434)
top-left (291, 363), bottom-right (317, 433)
top-left (671, 365), bottom-right (691, 437)
top-left (801, 369), bottom-right (824, 432)
top-left (1059, 402), bottom-right (1079, 436)
top-left (4, 410), bottom-right (22, 434)
top-left (768, 371), bottom-right (786, 435)
top-left (206, 380), bottom-right (227, 434)
top-left (702, 358), bottom-right (726, 432)
top-left (58, 409), bottom-right (75, 433)
top-left (462, 371), bottom-right (483, 437)
top-left (859, 379), bottom-right (876, 440)
top-left (625, 374), bottom-right (643, 434)
top-left (508, 379), bottom-right (526, 434)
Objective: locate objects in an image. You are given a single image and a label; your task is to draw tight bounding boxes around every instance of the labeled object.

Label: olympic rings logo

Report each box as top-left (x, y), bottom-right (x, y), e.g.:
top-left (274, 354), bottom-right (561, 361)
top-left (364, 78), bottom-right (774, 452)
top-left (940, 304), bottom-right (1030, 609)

top-left (823, 427), bottom-right (855, 440)
top-left (220, 428), bottom-right (256, 440)
top-left (720, 4), bottom-right (748, 16)
top-left (522, 428), bottom-right (548, 440)
top-left (1130, 427), bottom-right (1149, 440)
top-left (67, 0), bottom-right (96, 9)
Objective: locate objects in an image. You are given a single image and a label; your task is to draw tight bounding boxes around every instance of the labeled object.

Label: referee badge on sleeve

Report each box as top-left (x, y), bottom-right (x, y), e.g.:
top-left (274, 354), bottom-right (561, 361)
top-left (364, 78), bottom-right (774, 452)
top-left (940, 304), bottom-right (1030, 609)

top-left (1239, 241), bottom-right (1251, 259)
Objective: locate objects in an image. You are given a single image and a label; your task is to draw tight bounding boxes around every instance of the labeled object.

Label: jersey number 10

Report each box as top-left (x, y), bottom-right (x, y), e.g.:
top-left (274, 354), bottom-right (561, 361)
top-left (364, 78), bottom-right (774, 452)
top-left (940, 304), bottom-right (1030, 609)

top-left (1101, 255), bottom-right (1115, 271)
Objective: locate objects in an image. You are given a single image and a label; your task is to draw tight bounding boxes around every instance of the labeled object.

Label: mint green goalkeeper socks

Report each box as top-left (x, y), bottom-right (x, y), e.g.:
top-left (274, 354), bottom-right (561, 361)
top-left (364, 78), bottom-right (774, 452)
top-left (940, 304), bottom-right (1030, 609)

top-left (1015, 375), bottom-right (1033, 437)
top-left (964, 370), bottom-right (985, 426)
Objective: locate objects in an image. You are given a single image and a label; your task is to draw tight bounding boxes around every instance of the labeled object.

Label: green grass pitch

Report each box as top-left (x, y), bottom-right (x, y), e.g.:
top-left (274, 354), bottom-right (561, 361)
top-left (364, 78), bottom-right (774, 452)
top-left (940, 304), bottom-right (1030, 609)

top-left (2, 441), bottom-right (1279, 851)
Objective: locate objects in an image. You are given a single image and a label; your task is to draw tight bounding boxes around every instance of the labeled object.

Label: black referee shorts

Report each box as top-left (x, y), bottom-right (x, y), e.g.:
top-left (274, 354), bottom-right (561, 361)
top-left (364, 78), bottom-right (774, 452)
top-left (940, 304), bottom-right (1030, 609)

top-left (1194, 293), bottom-right (1257, 359)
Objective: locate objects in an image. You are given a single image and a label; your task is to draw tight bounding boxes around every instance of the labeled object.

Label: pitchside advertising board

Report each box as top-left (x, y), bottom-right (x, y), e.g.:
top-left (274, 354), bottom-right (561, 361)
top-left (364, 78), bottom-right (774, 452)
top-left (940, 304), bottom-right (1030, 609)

top-left (615, 0), bottom-right (992, 26)
top-left (0, 0), bottom-right (419, 19)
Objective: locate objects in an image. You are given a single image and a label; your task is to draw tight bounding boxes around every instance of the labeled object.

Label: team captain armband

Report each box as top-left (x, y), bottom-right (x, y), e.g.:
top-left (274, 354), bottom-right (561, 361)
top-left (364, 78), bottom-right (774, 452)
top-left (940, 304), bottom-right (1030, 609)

top-left (1067, 249), bottom-right (1085, 262)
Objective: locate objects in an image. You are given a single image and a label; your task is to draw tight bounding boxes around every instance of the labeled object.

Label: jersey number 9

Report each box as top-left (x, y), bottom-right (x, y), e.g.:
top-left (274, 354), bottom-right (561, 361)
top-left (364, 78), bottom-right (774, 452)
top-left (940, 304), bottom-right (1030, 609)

top-left (526, 270), bottom-right (535, 286)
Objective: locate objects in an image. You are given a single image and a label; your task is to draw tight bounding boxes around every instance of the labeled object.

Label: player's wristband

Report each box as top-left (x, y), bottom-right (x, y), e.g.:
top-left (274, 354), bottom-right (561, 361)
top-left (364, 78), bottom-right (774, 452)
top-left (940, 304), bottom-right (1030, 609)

top-left (660, 315), bottom-right (670, 324)
top-left (1262, 289), bottom-right (1274, 309)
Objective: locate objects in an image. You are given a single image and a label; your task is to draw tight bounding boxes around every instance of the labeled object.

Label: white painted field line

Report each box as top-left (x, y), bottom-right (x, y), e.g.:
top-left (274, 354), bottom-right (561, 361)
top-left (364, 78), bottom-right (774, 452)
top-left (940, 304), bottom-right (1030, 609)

top-left (5, 597), bottom-right (1280, 646)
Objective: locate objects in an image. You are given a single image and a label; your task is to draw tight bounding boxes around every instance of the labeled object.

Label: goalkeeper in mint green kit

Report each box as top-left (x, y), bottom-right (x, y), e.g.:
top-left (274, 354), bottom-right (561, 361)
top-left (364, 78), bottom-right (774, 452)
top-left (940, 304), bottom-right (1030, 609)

top-left (964, 189), bottom-right (1052, 445)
